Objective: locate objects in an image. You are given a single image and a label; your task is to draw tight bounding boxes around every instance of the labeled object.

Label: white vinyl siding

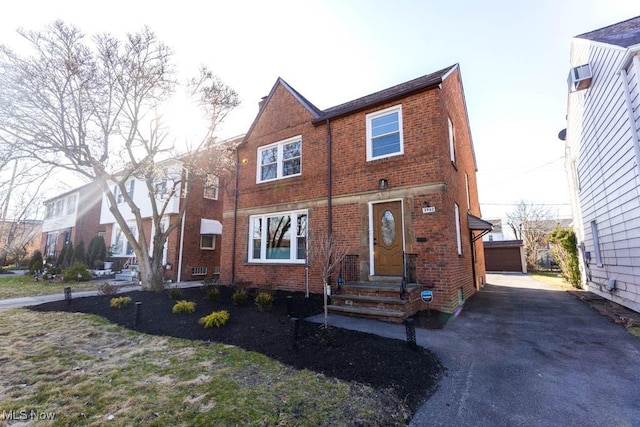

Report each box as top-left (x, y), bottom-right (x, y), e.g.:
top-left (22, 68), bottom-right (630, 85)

top-left (565, 37), bottom-right (640, 312)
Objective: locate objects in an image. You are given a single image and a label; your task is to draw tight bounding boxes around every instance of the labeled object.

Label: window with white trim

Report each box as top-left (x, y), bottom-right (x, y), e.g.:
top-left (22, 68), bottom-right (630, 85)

top-left (448, 117), bottom-right (456, 164)
top-left (454, 203), bottom-right (462, 255)
top-left (257, 136), bottom-right (302, 183)
top-left (114, 180), bottom-right (135, 204)
top-left (248, 210), bottom-right (307, 263)
top-left (201, 234), bottom-right (216, 250)
top-left (112, 224), bottom-right (137, 257)
top-left (204, 174), bottom-right (219, 200)
top-left (66, 194), bottom-right (77, 215)
top-left (366, 105), bottom-right (403, 160)
top-left (465, 173), bottom-right (470, 210)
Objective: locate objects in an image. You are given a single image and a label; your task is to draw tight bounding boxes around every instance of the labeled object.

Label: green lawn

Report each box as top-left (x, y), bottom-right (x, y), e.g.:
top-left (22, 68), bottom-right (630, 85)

top-left (0, 309), bottom-right (407, 426)
top-left (528, 271), bottom-right (572, 289)
top-left (0, 274), bottom-right (99, 299)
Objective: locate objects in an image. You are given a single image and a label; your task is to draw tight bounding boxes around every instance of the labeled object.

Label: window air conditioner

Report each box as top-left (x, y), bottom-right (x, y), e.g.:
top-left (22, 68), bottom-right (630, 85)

top-left (569, 63), bottom-right (593, 91)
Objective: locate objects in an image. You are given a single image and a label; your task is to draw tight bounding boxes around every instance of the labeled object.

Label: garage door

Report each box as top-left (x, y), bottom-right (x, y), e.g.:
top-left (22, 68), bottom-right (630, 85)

top-left (485, 246), bottom-right (522, 272)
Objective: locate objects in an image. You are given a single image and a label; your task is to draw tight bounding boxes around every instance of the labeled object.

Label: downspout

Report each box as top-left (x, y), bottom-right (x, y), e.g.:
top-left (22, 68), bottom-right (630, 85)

top-left (176, 169), bottom-right (188, 282)
top-left (230, 147), bottom-right (240, 284)
top-left (326, 119), bottom-right (333, 237)
top-left (469, 231), bottom-right (478, 290)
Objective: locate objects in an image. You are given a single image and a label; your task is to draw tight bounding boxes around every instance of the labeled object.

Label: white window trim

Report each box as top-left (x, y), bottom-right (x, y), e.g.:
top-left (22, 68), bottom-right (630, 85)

top-left (204, 174), bottom-right (219, 200)
top-left (248, 209), bottom-right (307, 264)
top-left (454, 203), bottom-right (462, 256)
top-left (448, 117), bottom-right (456, 164)
top-left (366, 105), bottom-right (404, 161)
top-left (111, 222), bottom-right (138, 258)
top-left (256, 135), bottom-right (302, 183)
top-left (200, 234), bottom-right (216, 250)
top-left (464, 173), bottom-right (470, 211)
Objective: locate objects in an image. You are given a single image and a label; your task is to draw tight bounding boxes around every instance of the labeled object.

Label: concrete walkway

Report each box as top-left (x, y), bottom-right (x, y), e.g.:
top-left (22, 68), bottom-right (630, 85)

top-left (308, 273), bottom-right (640, 426)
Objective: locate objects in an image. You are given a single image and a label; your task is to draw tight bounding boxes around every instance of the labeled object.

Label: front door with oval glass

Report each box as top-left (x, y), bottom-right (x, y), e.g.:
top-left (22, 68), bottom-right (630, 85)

top-left (373, 201), bottom-right (403, 276)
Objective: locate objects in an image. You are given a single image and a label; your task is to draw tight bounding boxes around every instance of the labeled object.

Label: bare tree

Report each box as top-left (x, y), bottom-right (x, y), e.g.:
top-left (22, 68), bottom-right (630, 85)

top-left (506, 200), bottom-right (551, 270)
top-left (308, 232), bottom-right (348, 328)
top-left (0, 21), bottom-right (239, 290)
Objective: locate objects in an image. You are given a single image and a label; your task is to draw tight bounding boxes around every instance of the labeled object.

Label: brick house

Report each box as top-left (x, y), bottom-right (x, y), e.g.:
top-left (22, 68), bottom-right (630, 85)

top-left (41, 181), bottom-right (105, 259)
top-left (99, 144), bottom-right (238, 282)
top-left (221, 64), bottom-right (490, 319)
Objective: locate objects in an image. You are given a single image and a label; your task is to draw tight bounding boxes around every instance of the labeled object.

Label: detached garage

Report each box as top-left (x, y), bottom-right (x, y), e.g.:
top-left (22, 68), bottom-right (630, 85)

top-left (484, 240), bottom-right (526, 273)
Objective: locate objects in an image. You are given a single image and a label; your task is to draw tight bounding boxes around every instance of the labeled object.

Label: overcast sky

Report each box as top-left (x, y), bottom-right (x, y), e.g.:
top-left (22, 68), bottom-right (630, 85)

top-left (1, 0), bottom-right (638, 222)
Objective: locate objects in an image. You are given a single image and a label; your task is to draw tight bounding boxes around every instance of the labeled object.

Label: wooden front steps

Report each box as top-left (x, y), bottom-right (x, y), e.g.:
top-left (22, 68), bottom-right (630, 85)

top-left (328, 278), bottom-right (423, 323)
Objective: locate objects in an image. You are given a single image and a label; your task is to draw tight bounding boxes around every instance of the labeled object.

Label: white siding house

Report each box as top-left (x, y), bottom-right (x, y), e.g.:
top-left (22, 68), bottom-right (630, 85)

top-left (563, 16), bottom-right (640, 312)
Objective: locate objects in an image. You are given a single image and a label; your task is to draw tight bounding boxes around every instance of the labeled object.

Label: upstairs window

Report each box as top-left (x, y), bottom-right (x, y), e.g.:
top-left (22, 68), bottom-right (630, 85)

top-left (204, 174), bottom-right (219, 200)
top-left (454, 203), bottom-right (462, 255)
top-left (366, 105), bottom-right (403, 160)
top-left (257, 136), bottom-right (302, 183)
top-left (114, 180), bottom-right (135, 204)
top-left (66, 194), bottom-right (77, 215)
top-left (448, 117), bottom-right (456, 165)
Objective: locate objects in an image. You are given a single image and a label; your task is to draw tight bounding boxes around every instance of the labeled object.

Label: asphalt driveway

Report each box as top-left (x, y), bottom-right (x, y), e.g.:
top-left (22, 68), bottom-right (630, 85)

top-left (311, 273), bottom-right (640, 426)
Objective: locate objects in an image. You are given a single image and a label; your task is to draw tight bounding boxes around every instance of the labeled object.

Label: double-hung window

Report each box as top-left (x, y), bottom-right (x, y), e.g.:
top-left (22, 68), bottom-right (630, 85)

top-left (114, 180), bottom-right (135, 204)
top-left (454, 203), bottom-right (462, 256)
top-left (112, 224), bottom-right (137, 257)
top-left (257, 136), bottom-right (302, 183)
top-left (204, 174), bottom-right (219, 200)
top-left (249, 210), bottom-right (307, 263)
top-left (448, 117), bottom-right (456, 165)
top-left (366, 105), bottom-right (403, 161)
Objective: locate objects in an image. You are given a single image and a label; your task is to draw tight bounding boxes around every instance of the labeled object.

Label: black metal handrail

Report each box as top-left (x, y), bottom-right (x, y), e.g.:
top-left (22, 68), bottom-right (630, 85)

top-left (337, 254), bottom-right (359, 292)
top-left (401, 252), bottom-right (418, 299)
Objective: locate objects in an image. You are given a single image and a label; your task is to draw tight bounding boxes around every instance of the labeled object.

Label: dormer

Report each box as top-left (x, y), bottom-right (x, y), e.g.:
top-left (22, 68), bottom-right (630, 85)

top-left (568, 63), bottom-right (593, 91)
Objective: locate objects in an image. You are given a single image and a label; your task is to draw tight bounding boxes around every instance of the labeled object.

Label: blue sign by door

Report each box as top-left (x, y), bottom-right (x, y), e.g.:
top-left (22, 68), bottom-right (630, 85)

top-left (421, 290), bottom-right (433, 303)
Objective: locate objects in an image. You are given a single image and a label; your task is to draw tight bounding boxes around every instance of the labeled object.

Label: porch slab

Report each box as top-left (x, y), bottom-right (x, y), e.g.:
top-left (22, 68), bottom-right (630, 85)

top-left (327, 305), bottom-right (406, 323)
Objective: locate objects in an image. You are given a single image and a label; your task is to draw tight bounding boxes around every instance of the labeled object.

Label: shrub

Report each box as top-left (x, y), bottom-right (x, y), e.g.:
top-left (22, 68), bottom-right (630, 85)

top-left (73, 240), bottom-right (86, 264)
top-left (86, 235), bottom-right (107, 269)
top-left (205, 286), bottom-right (220, 302)
top-left (547, 227), bottom-right (581, 288)
top-left (62, 262), bottom-right (92, 281)
top-left (172, 300), bottom-right (196, 314)
top-left (29, 250), bottom-right (43, 274)
top-left (110, 296), bottom-right (132, 309)
top-left (232, 289), bottom-right (248, 306)
top-left (97, 282), bottom-right (118, 296)
top-left (167, 287), bottom-right (183, 300)
top-left (254, 292), bottom-right (274, 311)
top-left (199, 310), bottom-right (230, 328)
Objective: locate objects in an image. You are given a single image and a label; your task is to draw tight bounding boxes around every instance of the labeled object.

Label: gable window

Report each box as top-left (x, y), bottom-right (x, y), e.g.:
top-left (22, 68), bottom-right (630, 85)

top-left (448, 117), bottom-right (456, 165)
top-left (204, 174), bottom-right (219, 200)
top-left (200, 234), bottom-right (216, 250)
top-left (248, 210), bottom-right (307, 263)
top-left (366, 105), bottom-right (403, 160)
top-left (454, 203), bottom-right (462, 255)
top-left (257, 136), bottom-right (302, 183)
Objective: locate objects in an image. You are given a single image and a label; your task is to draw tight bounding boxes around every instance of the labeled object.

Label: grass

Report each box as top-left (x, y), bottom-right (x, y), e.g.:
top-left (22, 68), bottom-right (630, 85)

top-left (528, 271), bottom-right (572, 289)
top-left (0, 274), bottom-right (98, 299)
top-left (0, 309), bottom-right (408, 426)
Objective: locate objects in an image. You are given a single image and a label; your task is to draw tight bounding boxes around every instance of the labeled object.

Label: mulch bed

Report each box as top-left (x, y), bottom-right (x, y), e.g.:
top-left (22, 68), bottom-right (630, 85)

top-left (30, 286), bottom-right (444, 413)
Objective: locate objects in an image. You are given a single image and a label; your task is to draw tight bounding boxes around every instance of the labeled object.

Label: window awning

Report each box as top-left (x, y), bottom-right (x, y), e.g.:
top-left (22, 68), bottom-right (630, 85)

top-left (200, 219), bottom-right (222, 235)
top-left (468, 213), bottom-right (493, 242)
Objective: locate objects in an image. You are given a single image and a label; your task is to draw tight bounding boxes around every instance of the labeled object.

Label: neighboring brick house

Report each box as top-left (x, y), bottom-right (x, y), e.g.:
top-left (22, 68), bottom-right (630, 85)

top-left (99, 140), bottom-right (240, 282)
top-left (221, 64), bottom-right (490, 319)
top-left (41, 182), bottom-right (105, 259)
top-left (561, 16), bottom-right (640, 312)
top-left (1, 219), bottom-right (42, 265)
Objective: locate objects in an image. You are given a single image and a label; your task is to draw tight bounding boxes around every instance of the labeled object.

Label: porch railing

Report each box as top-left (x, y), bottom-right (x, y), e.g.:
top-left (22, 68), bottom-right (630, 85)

top-left (337, 255), bottom-right (360, 292)
top-left (400, 252), bottom-right (418, 299)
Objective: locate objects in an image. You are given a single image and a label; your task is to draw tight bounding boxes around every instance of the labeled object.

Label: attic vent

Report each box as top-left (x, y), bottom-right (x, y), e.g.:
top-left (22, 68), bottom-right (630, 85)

top-left (569, 63), bottom-right (593, 91)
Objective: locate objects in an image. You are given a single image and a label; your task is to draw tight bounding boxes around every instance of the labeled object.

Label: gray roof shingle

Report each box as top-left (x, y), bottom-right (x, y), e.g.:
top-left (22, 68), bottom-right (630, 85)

top-left (312, 64), bottom-right (457, 124)
top-left (576, 16), bottom-right (640, 48)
